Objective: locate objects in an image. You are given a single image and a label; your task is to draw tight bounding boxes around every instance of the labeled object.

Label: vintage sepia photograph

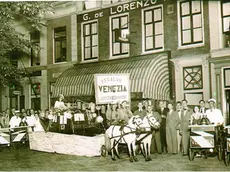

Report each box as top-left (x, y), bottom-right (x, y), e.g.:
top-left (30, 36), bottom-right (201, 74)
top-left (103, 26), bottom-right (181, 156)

top-left (0, 0), bottom-right (230, 171)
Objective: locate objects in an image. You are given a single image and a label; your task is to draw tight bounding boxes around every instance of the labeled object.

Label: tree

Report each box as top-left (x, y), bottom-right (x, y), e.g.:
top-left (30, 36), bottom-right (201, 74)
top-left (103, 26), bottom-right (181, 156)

top-left (0, 2), bottom-right (53, 87)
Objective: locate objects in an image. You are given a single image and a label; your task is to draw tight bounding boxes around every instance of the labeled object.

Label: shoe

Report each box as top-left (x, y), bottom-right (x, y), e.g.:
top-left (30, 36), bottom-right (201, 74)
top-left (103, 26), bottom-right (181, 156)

top-left (182, 154), bottom-right (188, 156)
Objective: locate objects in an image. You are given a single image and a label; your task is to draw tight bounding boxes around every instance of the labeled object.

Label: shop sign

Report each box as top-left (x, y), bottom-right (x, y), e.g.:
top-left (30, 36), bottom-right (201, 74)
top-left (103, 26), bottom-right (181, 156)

top-left (13, 90), bottom-right (21, 95)
top-left (94, 74), bottom-right (130, 104)
top-left (78, 0), bottom-right (158, 22)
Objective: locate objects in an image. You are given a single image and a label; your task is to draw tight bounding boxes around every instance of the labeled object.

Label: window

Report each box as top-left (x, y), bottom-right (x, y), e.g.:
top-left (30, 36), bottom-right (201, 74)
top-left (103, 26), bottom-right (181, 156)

top-left (180, 0), bottom-right (203, 45)
top-left (111, 14), bottom-right (129, 56)
top-left (30, 31), bottom-right (40, 66)
top-left (54, 27), bottom-right (66, 63)
top-left (143, 7), bottom-right (163, 52)
top-left (222, 0), bottom-right (230, 33)
top-left (183, 65), bottom-right (203, 90)
top-left (82, 21), bottom-right (98, 61)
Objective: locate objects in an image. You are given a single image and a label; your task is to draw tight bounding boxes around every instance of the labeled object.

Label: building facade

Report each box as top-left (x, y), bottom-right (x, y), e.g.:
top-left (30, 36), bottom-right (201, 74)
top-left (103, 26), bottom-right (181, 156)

top-left (0, 0), bottom-right (229, 123)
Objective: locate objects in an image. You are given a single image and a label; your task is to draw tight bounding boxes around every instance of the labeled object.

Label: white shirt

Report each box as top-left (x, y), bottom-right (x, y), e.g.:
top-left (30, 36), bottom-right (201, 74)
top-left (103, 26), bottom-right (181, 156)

top-left (206, 108), bottom-right (224, 126)
top-left (24, 115), bottom-right (37, 127)
top-left (9, 116), bottom-right (21, 128)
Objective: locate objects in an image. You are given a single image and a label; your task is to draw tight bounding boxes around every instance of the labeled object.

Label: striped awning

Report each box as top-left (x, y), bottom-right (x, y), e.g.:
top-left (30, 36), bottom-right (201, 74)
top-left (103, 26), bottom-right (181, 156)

top-left (52, 54), bottom-right (171, 100)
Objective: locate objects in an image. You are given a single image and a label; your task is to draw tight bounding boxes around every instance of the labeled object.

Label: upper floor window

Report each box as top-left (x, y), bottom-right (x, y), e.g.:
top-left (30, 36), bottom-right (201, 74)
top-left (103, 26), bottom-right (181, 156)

top-left (82, 21), bottom-right (98, 61)
top-left (111, 14), bottom-right (129, 57)
top-left (179, 0), bottom-right (203, 46)
top-left (54, 26), bottom-right (66, 63)
top-left (143, 6), bottom-right (163, 52)
top-left (221, 0), bottom-right (230, 33)
top-left (30, 31), bottom-right (40, 66)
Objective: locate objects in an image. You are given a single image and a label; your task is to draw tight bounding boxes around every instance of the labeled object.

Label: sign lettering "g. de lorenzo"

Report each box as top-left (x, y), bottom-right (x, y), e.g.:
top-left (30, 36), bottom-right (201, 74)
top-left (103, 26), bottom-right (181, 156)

top-left (82, 0), bottom-right (157, 21)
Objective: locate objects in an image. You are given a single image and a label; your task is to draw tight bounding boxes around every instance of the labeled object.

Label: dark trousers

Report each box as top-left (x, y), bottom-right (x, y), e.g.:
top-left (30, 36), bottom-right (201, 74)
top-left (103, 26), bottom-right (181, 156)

top-left (160, 125), bottom-right (167, 152)
top-left (151, 130), bottom-right (162, 153)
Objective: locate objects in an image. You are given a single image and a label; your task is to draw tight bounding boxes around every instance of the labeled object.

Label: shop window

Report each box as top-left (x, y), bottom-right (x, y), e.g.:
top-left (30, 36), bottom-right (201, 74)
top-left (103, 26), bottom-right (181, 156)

top-left (179, 0), bottom-right (203, 46)
top-left (143, 6), bottom-right (163, 52)
top-left (54, 26), bottom-right (66, 63)
top-left (30, 31), bottom-right (40, 66)
top-left (111, 14), bottom-right (129, 57)
top-left (31, 83), bottom-right (41, 95)
top-left (183, 65), bottom-right (203, 90)
top-left (82, 21), bottom-right (98, 61)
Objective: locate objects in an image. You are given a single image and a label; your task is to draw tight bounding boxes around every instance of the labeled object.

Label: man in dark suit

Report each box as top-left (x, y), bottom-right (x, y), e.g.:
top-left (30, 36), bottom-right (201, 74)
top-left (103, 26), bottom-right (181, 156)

top-left (199, 100), bottom-right (207, 114)
top-left (157, 100), bottom-right (169, 153)
top-left (180, 99), bottom-right (192, 156)
top-left (133, 101), bottom-right (147, 119)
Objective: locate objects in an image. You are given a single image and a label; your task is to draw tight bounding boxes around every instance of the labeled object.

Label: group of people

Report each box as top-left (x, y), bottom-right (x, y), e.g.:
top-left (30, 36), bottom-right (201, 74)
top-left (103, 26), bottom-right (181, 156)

top-left (0, 107), bottom-right (45, 132)
top-left (0, 95), bottom-right (224, 156)
top-left (105, 98), bottom-right (224, 156)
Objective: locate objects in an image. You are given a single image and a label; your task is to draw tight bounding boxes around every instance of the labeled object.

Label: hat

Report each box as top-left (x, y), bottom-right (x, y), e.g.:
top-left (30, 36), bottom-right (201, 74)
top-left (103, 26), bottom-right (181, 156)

top-left (208, 98), bottom-right (216, 103)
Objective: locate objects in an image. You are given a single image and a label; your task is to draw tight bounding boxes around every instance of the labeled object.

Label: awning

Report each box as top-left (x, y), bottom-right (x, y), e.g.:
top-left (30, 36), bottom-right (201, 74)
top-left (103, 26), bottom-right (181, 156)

top-left (52, 53), bottom-right (171, 100)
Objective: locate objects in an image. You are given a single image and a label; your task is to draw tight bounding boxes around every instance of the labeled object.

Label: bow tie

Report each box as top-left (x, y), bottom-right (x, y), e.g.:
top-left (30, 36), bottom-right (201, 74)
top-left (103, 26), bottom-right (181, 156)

top-left (177, 110), bottom-right (180, 112)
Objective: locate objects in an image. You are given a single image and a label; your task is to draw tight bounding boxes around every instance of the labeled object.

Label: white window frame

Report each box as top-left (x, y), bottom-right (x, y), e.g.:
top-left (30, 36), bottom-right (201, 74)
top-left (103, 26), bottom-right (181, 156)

top-left (177, 0), bottom-right (205, 49)
top-left (141, 4), bottom-right (164, 55)
top-left (109, 12), bottom-right (130, 59)
top-left (81, 19), bottom-right (99, 63)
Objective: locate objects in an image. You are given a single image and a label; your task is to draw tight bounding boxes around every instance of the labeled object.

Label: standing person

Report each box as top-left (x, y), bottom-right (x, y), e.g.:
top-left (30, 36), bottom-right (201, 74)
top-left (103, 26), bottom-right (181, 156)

top-left (2, 109), bottom-right (10, 128)
top-left (142, 100), bottom-right (149, 110)
top-left (117, 101), bottom-right (133, 124)
top-left (147, 105), bottom-right (162, 154)
top-left (106, 103), bottom-right (119, 126)
top-left (54, 94), bottom-right (66, 110)
top-left (166, 102), bottom-right (180, 154)
top-left (206, 99), bottom-right (224, 126)
top-left (133, 101), bottom-right (147, 119)
top-left (9, 110), bottom-right (22, 128)
top-left (199, 100), bottom-right (207, 114)
top-left (181, 99), bottom-right (192, 156)
top-left (176, 101), bottom-right (182, 153)
top-left (157, 100), bottom-right (169, 153)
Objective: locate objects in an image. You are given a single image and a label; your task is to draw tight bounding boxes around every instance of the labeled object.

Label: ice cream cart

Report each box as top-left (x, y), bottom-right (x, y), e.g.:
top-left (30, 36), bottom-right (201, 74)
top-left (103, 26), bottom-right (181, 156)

top-left (188, 124), bottom-right (222, 161)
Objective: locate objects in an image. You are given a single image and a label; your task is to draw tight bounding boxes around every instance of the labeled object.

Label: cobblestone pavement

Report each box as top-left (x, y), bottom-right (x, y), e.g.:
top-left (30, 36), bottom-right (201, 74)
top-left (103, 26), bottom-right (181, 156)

top-left (0, 147), bottom-right (229, 171)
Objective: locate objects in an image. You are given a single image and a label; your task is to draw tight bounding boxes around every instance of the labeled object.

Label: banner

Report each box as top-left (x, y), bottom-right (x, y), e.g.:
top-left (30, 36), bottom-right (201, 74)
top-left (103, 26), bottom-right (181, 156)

top-left (94, 74), bottom-right (130, 104)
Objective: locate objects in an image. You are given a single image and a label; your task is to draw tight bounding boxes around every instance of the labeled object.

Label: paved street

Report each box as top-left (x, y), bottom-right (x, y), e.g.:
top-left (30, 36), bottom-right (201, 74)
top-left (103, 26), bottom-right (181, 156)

top-left (0, 147), bottom-right (229, 171)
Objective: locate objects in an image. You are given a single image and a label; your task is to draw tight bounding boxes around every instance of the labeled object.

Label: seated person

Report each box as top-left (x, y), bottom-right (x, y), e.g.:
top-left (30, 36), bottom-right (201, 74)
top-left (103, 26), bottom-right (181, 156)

top-left (190, 106), bottom-right (201, 125)
top-left (9, 110), bottom-right (22, 128)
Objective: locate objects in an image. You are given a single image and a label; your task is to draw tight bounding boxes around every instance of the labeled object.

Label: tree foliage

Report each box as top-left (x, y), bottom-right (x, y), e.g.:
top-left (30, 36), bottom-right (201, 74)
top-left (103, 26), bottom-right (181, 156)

top-left (0, 2), bottom-right (53, 87)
